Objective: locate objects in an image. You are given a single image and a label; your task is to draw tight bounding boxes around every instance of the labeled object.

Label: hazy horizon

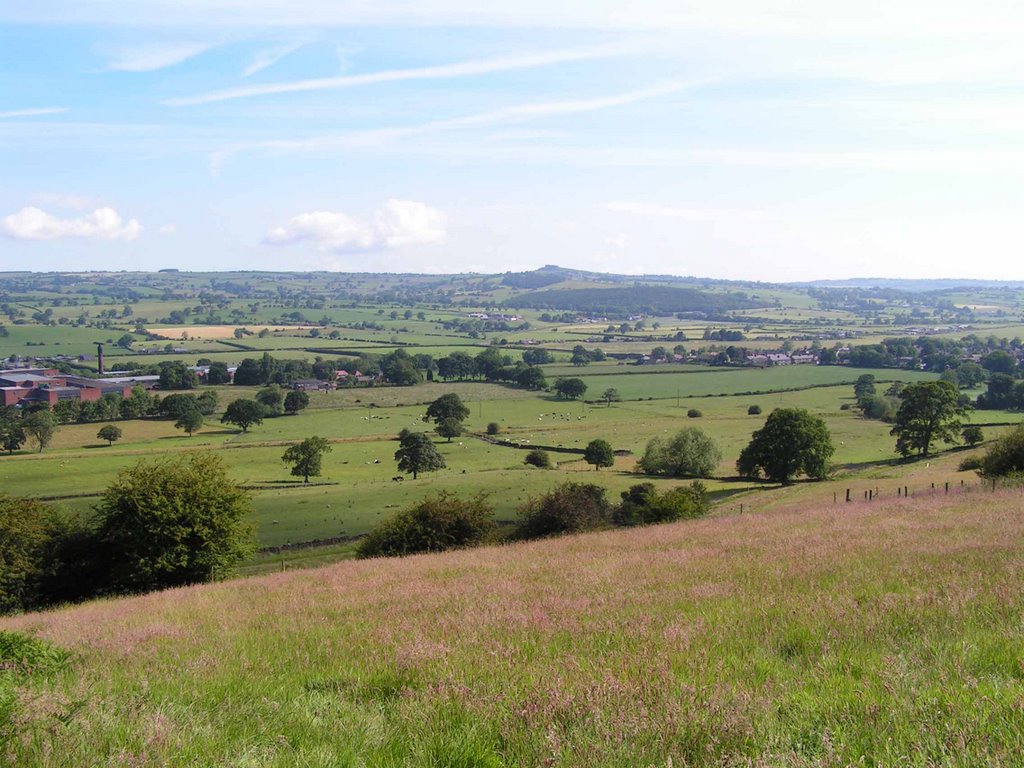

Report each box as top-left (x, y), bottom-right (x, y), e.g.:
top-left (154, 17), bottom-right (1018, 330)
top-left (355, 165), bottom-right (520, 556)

top-left (3, 2), bottom-right (1023, 281)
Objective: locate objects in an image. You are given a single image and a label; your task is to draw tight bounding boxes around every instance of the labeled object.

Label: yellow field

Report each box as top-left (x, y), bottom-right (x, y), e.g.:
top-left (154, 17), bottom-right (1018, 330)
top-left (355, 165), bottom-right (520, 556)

top-left (146, 325), bottom-right (311, 340)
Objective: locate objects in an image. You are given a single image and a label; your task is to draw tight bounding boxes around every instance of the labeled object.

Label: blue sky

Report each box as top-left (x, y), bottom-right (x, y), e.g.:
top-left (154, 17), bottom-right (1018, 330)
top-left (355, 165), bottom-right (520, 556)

top-left (2, 1), bottom-right (1024, 280)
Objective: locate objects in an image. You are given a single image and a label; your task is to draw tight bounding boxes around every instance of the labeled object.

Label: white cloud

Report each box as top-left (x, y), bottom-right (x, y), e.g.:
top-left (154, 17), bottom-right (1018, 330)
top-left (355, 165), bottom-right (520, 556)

top-left (105, 42), bottom-right (213, 72)
top-left (158, 223), bottom-right (177, 234)
top-left (265, 200), bottom-right (446, 253)
top-left (242, 43), bottom-right (305, 77)
top-left (166, 42), bottom-right (640, 106)
top-left (1, 206), bottom-right (142, 241)
top-left (0, 107), bottom-right (69, 119)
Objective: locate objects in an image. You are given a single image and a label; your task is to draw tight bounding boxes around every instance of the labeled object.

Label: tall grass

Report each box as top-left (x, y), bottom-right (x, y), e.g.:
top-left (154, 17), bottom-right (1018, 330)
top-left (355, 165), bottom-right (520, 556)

top-left (3, 491), bottom-right (1024, 765)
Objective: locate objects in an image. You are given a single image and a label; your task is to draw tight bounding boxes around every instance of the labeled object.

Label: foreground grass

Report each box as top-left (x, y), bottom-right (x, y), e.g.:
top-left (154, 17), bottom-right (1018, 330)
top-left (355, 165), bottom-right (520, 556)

top-left (4, 490), bottom-right (1024, 766)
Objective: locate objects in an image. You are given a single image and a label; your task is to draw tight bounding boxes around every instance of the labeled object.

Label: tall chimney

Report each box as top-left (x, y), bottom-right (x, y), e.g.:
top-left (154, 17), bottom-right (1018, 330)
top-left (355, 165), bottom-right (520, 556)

top-left (96, 342), bottom-right (104, 375)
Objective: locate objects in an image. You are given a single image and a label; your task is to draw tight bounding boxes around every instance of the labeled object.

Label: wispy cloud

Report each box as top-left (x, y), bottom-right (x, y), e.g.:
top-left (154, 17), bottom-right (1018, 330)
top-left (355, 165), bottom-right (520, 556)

top-left (242, 42), bottom-right (305, 77)
top-left (0, 107), bottom-right (69, 119)
top-left (601, 201), bottom-right (765, 220)
top-left (167, 42), bottom-right (641, 106)
top-left (105, 42), bottom-right (214, 72)
top-left (1, 206), bottom-right (142, 241)
top-left (212, 80), bottom-right (698, 168)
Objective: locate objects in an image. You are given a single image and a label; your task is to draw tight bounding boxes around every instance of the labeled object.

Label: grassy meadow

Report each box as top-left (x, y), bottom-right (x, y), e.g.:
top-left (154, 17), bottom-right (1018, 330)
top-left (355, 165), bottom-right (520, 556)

top-left (4, 485), bottom-right (1024, 766)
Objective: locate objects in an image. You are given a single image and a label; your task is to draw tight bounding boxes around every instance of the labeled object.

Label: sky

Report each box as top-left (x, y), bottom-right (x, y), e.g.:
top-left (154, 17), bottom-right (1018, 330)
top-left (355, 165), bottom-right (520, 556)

top-left (2, 1), bottom-right (1024, 281)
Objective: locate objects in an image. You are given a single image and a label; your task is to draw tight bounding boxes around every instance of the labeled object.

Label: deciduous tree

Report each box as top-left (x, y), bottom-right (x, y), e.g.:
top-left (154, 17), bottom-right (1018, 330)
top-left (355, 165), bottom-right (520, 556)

top-left (891, 380), bottom-right (968, 457)
top-left (737, 408), bottom-right (834, 484)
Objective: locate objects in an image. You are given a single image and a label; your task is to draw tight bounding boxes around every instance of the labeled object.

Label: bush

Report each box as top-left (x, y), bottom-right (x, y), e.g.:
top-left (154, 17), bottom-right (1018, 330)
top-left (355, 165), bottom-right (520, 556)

top-left (486, 422), bottom-right (501, 435)
top-left (962, 425), bottom-right (984, 447)
top-left (514, 483), bottom-right (608, 539)
top-left (979, 424), bottom-right (1024, 478)
top-left (614, 481), bottom-right (710, 526)
top-left (94, 453), bottom-right (255, 593)
top-left (748, 405), bottom-right (762, 415)
top-left (0, 496), bottom-right (67, 614)
top-left (958, 456), bottom-right (983, 472)
top-left (636, 428), bottom-right (722, 478)
top-left (357, 492), bottom-right (495, 558)
top-left (524, 449), bottom-right (552, 468)
top-left (687, 408), bottom-right (702, 418)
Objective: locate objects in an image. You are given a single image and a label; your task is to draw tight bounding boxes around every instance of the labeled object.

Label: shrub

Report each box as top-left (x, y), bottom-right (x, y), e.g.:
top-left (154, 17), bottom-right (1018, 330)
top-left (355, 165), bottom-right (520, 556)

top-left (514, 483), bottom-right (609, 539)
top-left (748, 405), bottom-right (762, 415)
top-left (0, 496), bottom-right (64, 614)
top-left (958, 456), bottom-right (983, 472)
top-left (524, 449), bottom-right (551, 468)
top-left (486, 422), bottom-right (501, 435)
top-left (94, 453), bottom-right (255, 593)
top-left (979, 424), bottom-right (1024, 478)
top-left (614, 481), bottom-right (710, 526)
top-left (962, 425), bottom-right (984, 448)
top-left (636, 428), bottom-right (721, 478)
top-left (357, 492), bottom-right (495, 558)
top-left (687, 408), bottom-right (702, 418)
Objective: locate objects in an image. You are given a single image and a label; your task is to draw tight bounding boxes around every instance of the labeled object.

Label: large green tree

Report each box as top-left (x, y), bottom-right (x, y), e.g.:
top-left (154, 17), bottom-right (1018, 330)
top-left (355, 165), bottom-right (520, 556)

top-left (394, 431), bottom-right (446, 480)
top-left (23, 410), bottom-right (57, 453)
top-left (0, 407), bottom-right (26, 454)
top-left (424, 393), bottom-right (470, 424)
top-left (0, 495), bottom-right (63, 614)
top-left (175, 407), bottom-right (204, 437)
top-left (583, 439), bottom-right (615, 471)
top-left (737, 408), bottom-right (834, 484)
top-left (94, 453), bottom-right (255, 592)
top-left (221, 399), bottom-right (265, 432)
top-left (282, 436), bottom-right (332, 482)
top-left (637, 428), bottom-right (722, 478)
top-left (555, 377), bottom-right (587, 400)
top-left (891, 380), bottom-right (968, 457)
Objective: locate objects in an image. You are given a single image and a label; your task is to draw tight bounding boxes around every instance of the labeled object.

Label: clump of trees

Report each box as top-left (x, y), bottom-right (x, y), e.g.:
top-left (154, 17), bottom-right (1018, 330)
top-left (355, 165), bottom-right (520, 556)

top-left (357, 492), bottom-right (495, 558)
top-left (613, 481), bottom-right (709, 526)
top-left (0, 453), bottom-right (256, 614)
top-left (737, 408), bottom-right (834, 484)
top-left (637, 428), bottom-right (721, 478)
top-left (514, 483), bottom-right (610, 539)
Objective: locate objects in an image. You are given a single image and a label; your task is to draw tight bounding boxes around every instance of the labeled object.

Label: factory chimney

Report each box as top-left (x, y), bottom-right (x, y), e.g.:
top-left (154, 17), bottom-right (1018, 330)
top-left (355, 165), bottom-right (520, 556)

top-left (96, 342), bottom-right (104, 375)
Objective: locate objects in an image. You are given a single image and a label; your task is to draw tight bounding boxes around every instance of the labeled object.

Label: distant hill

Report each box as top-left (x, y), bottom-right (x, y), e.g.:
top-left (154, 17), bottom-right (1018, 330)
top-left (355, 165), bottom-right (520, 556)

top-left (796, 277), bottom-right (1024, 293)
top-left (506, 284), bottom-right (767, 316)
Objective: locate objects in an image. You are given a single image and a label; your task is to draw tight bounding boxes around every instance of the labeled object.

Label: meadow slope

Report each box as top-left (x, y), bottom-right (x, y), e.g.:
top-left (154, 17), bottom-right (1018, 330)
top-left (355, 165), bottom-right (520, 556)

top-left (4, 490), bottom-right (1024, 766)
